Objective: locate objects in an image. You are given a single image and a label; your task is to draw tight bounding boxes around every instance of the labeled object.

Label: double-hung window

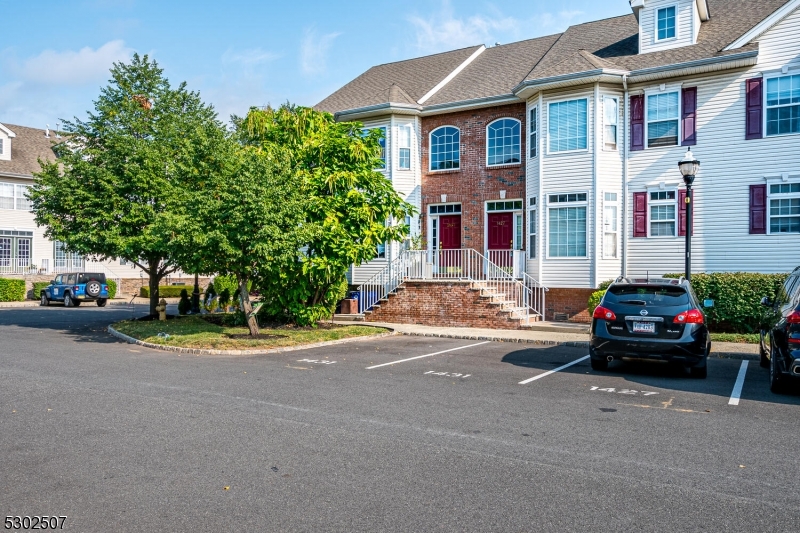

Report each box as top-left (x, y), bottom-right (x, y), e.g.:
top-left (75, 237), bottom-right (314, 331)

top-left (54, 241), bottom-right (83, 270)
top-left (766, 74), bottom-right (800, 136)
top-left (548, 99), bottom-right (588, 153)
top-left (529, 107), bottom-right (537, 158)
top-left (528, 198), bottom-right (537, 259)
top-left (649, 190), bottom-right (677, 236)
top-left (604, 97), bottom-right (618, 150)
top-left (487, 118), bottom-right (520, 166)
top-left (362, 126), bottom-right (386, 168)
top-left (398, 125), bottom-right (411, 170)
top-left (0, 138), bottom-right (4, 155)
top-left (769, 183), bottom-right (800, 234)
top-left (603, 192), bottom-right (618, 258)
top-left (429, 126), bottom-right (460, 170)
top-left (647, 92), bottom-right (679, 147)
top-left (657, 6), bottom-right (676, 40)
top-left (0, 183), bottom-right (31, 211)
top-left (548, 193), bottom-right (587, 257)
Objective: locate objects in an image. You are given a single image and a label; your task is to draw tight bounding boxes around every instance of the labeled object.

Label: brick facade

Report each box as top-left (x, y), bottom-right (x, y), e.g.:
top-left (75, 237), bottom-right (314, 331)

top-left (420, 104), bottom-right (526, 254)
top-left (545, 288), bottom-right (595, 323)
top-left (364, 281), bottom-right (526, 329)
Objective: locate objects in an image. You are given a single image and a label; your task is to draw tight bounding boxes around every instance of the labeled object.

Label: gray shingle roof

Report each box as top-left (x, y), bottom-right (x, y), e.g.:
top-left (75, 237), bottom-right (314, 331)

top-left (315, 45), bottom-right (482, 114)
top-left (317, 0), bottom-right (794, 114)
top-left (0, 123), bottom-right (58, 178)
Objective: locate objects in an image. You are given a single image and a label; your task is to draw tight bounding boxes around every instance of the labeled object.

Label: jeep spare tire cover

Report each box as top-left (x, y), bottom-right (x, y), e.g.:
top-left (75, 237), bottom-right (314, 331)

top-left (86, 280), bottom-right (102, 297)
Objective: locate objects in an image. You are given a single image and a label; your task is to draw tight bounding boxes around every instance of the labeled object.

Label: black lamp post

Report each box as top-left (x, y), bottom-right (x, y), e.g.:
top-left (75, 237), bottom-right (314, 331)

top-left (678, 150), bottom-right (701, 282)
top-left (191, 273), bottom-right (201, 314)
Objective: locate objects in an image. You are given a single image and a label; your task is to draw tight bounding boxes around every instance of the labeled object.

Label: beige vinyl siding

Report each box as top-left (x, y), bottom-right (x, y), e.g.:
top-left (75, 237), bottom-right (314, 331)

top-left (525, 96), bottom-right (542, 281)
top-left (626, 7), bottom-right (800, 276)
top-left (539, 88), bottom-right (595, 288)
top-left (597, 89), bottom-right (625, 284)
top-left (639, 0), bottom-right (697, 54)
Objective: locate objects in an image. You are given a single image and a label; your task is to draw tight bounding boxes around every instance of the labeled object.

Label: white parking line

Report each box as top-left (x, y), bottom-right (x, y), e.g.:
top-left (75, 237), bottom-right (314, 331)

top-left (366, 341), bottom-right (491, 370)
top-left (728, 360), bottom-right (749, 406)
top-left (518, 355), bottom-right (590, 385)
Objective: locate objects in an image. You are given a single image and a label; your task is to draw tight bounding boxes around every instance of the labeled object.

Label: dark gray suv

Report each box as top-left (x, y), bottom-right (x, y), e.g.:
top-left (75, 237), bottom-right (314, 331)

top-left (760, 266), bottom-right (800, 393)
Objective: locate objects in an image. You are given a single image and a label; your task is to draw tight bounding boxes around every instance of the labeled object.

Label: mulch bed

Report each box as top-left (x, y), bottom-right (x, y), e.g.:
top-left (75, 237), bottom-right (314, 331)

top-left (136, 314), bottom-right (180, 321)
top-left (225, 333), bottom-right (286, 340)
top-left (200, 314), bottom-right (346, 330)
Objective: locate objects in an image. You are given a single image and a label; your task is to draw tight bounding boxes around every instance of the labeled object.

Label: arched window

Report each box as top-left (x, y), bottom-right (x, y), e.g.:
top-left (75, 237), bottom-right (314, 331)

top-left (487, 118), bottom-right (520, 166)
top-left (429, 126), bottom-right (460, 170)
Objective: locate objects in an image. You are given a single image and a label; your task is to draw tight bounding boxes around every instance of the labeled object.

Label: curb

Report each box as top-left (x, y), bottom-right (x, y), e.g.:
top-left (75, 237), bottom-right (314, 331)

top-left (0, 299), bottom-right (170, 309)
top-left (106, 325), bottom-right (397, 356)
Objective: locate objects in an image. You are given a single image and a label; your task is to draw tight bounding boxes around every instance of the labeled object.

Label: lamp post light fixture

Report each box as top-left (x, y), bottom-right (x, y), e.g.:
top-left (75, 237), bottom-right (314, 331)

top-left (678, 150), bottom-right (700, 282)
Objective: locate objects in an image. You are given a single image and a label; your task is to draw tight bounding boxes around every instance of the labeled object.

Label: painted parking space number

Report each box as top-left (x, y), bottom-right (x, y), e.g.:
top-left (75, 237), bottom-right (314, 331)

top-left (424, 371), bottom-right (470, 378)
top-left (590, 386), bottom-right (658, 396)
top-left (298, 359), bottom-right (336, 365)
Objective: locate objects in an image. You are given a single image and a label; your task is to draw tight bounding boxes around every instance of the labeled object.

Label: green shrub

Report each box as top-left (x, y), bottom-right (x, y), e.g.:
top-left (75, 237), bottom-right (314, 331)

top-left (32, 281), bottom-right (50, 299)
top-left (204, 282), bottom-right (216, 304)
top-left (588, 290), bottom-right (605, 316)
top-left (106, 279), bottom-right (117, 299)
top-left (0, 278), bottom-right (26, 302)
top-left (177, 289), bottom-right (191, 315)
top-left (139, 285), bottom-right (192, 298)
top-left (218, 288), bottom-right (231, 309)
top-left (663, 272), bottom-right (788, 333)
top-left (598, 279), bottom-right (615, 291)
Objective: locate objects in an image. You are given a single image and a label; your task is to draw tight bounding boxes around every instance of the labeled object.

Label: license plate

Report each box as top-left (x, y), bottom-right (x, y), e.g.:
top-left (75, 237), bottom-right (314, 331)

top-left (632, 321), bottom-right (656, 333)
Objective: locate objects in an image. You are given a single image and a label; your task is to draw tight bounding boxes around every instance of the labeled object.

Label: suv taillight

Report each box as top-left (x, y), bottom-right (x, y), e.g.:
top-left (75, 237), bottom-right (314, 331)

top-left (787, 311), bottom-right (800, 324)
top-left (593, 306), bottom-right (617, 321)
top-left (73, 286), bottom-right (80, 291)
top-left (674, 309), bottom-right (704, 324)
top-left (103, 285), bottom-right (108, 291)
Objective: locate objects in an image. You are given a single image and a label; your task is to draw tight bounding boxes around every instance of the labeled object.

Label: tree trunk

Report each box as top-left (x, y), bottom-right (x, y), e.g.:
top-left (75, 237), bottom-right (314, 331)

top-left (239, 278), bottom-right (259, 336)
top-left (148, 269), bottom-right (160, 317)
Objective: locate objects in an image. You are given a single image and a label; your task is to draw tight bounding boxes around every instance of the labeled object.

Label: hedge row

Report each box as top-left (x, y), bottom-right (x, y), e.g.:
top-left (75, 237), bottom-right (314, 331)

top-left (32, 279), bottom-right (117, 300)
top-left (0, 278), bottom-right (26, 302)
top-left (139, 285), bottom-right (193, 298)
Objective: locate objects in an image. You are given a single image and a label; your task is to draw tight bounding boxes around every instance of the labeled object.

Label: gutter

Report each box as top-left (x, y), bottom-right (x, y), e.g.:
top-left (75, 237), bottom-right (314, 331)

top-left (626, 49), bottom-right (759, 83)
top-left (335, 102), bottom-right (422, 122)
top-left (0, 171), bottom-right (35, 180)
top-left (419, 94), bottom-right (521, 116)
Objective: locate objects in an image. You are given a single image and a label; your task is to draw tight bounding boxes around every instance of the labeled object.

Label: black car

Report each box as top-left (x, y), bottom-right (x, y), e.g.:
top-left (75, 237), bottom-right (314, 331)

top-left (760, 266), bottom-right (800, 393)
top-left (590, 277), bottom-right (711, 378)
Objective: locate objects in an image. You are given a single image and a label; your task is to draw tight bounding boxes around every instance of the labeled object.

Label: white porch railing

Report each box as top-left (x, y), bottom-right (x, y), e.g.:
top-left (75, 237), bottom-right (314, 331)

top-left (0, 257), bottom-right (89, 276)
top-left (357, 248), bottom-right (546, 320)
top-left (486, 250), bottom-right (526, 279)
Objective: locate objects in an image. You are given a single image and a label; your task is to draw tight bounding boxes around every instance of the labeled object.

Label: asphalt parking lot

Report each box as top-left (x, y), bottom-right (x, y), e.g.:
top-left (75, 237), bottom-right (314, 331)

top-left (2, 306), bottom-right (800, 532)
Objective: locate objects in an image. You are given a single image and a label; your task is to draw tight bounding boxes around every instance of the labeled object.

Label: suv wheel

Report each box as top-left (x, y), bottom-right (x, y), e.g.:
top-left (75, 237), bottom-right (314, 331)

top-left (85, 280), bottom-right (102, 298)
top-left (690, 363), bottom-right (707, 379)
top-left (590, 358), bottom-right (608, 371)
top-left (40, 292), bottom-right (49, 307)
top-left (759, 329), bottom-right (770, 368)
top-left (64, 293), bottom-right (73, 307)
top-left (769, 345), bottom-right (786, 394)
top-left (97, 298), bottom-right (107, 307)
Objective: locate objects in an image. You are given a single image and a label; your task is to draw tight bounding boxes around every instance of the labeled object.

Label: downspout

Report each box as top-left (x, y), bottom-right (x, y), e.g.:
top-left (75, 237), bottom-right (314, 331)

top-left (592, 82), bottom-right (600, 289)
top-left (622, 74), bottom-right (629, 277)
top-left (537, 91), bottom-right (544, 285)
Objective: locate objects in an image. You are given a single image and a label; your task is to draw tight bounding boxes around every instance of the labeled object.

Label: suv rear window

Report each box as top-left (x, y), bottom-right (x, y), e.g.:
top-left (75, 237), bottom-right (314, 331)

top-left (78, 273), bottom-right (107, 284)
top-left (605, 285), bottom-right (689, 306)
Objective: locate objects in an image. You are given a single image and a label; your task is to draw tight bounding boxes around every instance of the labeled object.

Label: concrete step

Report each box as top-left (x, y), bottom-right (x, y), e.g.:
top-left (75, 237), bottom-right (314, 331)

top-left (334, 313), bottom-right (365, 322)
top-left (521, 320), bottom-right (590, 333)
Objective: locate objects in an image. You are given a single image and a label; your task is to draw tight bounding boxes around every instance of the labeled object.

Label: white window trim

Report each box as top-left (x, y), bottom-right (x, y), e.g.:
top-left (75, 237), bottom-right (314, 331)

top-left (602, 192), bottom-right (619, 258)
top-left (766, 179), bottom-right (800, 235)
top-left (647, 188), bottom-right (679, 238)
top-left (654, 4), bottom-right (679, 43)
top-left (545, 192), bottom-right (589, 260)
top-left (397, 124), bottom-right (412, 171)
top-left (644, 88), bottom-right (682, 150)
top-left (483, 199), bottom-right (524, 254)
top-left (428, 125), bottom-right (461, 172)
top-left (763, 72), bottom-right (800, 139)
top-left (427, 203), bottom-right (462, 251)
top-left (485, 117), bottom-right (522, 168)
top-left (528, 106), bottom-right (538, 159)
top-left (546, 97), bottom-right (590, 155)
top-left (603, 96), bottom-right (619, 151)
top-left (528, 198), bottom-right (537, 259)
top-left (0, 138), bottom-right (4, 155)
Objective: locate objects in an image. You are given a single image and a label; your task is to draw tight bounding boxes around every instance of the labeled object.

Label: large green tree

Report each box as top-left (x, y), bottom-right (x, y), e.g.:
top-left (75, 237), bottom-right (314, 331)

top-left (240, 105), bottom-right (415, 325)
top-left (31, 54), bottom-right (225, 315)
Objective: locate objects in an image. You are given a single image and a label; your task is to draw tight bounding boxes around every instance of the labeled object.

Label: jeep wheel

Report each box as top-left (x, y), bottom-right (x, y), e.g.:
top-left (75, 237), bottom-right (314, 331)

top-left (64, 293), bottom-right (73, 307)
top-left (97, 298), bottom-right (107, 307)
top-left (40, 293), bottom-right (49, 306)
top-left (86, 280), bottom-right (102, 298)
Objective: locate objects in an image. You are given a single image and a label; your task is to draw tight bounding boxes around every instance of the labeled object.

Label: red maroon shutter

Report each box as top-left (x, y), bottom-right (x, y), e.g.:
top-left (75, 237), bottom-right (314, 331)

top-left (750, 184), bottom-right (767, 234)
top-left (630, 95), bottom-right (645, 151)
top-left (681, 87), bottom-right (697, 146)
top-left (634, 192), bottom-right (648, 237)
top-left (745, 78), bottom-right (763, 140)
top-left (678, 189), bottom-right (694, 236)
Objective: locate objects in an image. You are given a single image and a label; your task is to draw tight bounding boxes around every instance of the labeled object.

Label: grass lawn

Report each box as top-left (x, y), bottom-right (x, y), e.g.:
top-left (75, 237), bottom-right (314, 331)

top-left (112, 315), bottom-right (388, 350)
top-left (710, 332), bottom-right (760, 344)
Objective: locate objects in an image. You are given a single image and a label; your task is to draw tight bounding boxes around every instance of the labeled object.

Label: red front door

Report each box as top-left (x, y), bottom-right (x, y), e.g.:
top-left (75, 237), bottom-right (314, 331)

top-left (488, 212), bottom-right (514, 270)
top-left (439, 215), bottom-right (461, 249)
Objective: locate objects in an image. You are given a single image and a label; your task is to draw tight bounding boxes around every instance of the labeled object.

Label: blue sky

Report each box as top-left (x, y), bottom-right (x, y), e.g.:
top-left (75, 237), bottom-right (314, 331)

top-left (1, 0), bottom-right (634, 128)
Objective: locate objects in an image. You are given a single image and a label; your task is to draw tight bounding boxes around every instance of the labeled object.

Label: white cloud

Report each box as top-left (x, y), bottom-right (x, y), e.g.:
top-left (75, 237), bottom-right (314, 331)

top-left (222, 47), bottom-right (281, 67)
top-left (17, 40), bottom-right (134, 86)
top-left (300, 27), bottom-right (341, 75)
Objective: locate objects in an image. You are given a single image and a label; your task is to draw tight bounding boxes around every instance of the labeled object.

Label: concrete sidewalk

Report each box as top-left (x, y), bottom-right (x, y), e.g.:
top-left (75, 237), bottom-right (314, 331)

top-left (334, 320), bottom-right (760, 360)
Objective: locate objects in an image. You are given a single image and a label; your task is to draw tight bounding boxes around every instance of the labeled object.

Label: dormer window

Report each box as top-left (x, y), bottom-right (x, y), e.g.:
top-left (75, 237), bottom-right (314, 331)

top-left (0, 138), bottom-right (4, 155)
top-left (657, 6), bottom-right (676, 40)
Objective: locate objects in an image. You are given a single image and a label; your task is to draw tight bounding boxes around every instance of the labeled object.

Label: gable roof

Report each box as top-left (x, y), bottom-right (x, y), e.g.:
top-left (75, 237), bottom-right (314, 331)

top-left (317, 0), bottom-right (795, 116)
top-left (0, 123), bottom-right (59, 178)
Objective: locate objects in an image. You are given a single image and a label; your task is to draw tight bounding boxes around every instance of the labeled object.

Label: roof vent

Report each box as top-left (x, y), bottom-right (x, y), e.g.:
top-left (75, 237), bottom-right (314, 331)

top-left (45, 124), bottom-right (50, 138)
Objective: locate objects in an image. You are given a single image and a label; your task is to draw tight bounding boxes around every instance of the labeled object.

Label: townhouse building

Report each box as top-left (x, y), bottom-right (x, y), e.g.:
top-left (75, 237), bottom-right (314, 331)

top-left (324, 0), bottom-right (800, 327)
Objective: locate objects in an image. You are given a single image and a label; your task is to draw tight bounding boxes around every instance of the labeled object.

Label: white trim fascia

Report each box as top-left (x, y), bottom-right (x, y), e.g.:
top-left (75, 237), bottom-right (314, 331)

top-left (419, 94), bottom-right (521, 116)
top-left (724, 0), bottom-right (800, 50)
top-left (334, 103), bottom-right (421, 122)
top-left (0, 123), bottom-right (17, 138)
top-left (696, 0), bottom-right (710, 22)
top-left (0, 172), bottom-right (34, 180)
top-left (626, 50), bottom-right (759, 83)
top-left (418, 46), bottom-right (486, 105)
top-left (513, 70), bottom-right (628, 100)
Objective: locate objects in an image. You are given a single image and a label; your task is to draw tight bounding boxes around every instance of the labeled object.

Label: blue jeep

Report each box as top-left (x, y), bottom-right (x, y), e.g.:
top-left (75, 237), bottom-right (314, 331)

top-left (41, 272), bottom-right (110, 307)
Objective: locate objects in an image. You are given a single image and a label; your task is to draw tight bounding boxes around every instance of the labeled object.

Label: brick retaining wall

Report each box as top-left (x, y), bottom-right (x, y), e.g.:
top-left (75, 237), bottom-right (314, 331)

top-left (545, 288), bottom-right (595, 323)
